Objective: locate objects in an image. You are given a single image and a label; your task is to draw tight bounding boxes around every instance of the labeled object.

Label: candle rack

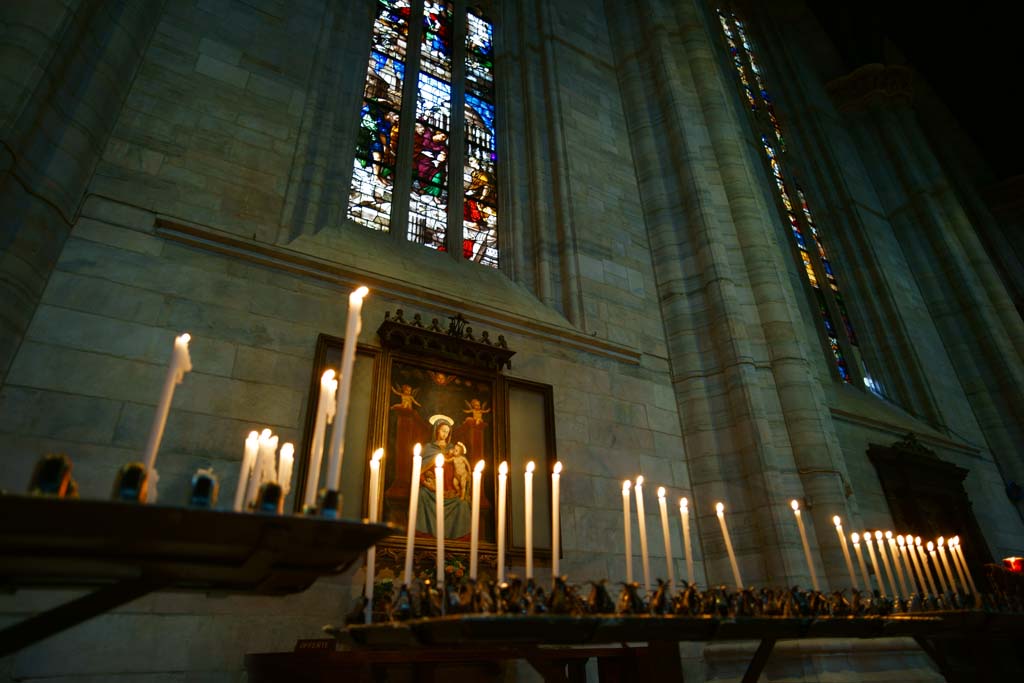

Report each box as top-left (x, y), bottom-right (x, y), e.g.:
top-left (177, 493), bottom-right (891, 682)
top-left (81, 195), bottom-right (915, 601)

top-left (0, 494), bottom-right (393, 656)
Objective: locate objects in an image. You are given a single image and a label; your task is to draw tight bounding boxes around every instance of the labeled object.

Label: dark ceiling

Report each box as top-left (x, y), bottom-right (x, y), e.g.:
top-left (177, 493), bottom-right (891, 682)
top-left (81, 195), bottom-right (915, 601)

top-left (807, 2), bottom-right (1022, 182)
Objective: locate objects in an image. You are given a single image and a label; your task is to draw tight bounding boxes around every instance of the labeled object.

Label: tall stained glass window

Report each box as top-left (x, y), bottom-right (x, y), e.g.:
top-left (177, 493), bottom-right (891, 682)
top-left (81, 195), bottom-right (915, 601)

top-left (717, 8), bottom-right (880, 393)
top-left (348, 0), bottom-right (500, 269)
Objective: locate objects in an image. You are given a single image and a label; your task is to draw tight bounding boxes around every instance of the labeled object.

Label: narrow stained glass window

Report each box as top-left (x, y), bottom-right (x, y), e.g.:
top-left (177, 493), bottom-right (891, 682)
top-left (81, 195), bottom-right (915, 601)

top-left (408, 1), bottom-right (453, 250)
top-left (718, 8), bottom-right (879, 391)
top-left (463, 10), bottom-right (498, 267)
top-left (348, 0), bottom-right (412, 232)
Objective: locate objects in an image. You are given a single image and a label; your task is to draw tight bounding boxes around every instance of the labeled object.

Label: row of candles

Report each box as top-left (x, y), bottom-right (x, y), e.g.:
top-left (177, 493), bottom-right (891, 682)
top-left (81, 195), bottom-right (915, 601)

top-left (622, 477), bottom-right (979, 597)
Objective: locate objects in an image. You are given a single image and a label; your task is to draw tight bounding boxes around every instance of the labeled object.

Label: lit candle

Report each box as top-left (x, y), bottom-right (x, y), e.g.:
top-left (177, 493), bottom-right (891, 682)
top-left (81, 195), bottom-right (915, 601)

top-left (680, 497), bottom-right (694, 587)
top-left (948, 537), bottom-right (970, 594)
top-left (936, 537), bottom-right (959, 594)
top-left (884, 531), bottom-right (908, 597)
top-left (278, 442), bottom-right (295, 497)
top-left (622, 481), bottom-right (633, 583)
top-left (435, 454), bottom-right (446, 588)
top-left (525, 461), bottom-right (535, 580)
top-left (304, 369), bottom-right (337, 509)
top-left (951, 536), bottom-right (979, 598)
top-left (497, 461), bottom-right (508, 581)
top-left (635, 476), bottom-right (651, 593)
top-left (657, 487), bottom-right (675, 587)
top-left (851, 533), bottom-right (873, 594)
top-left (551, 462), bottom-right (562, 579)
top-left (863, 531), bottom-right (886, 597)
top-left (233, 431), bottom-right (260, 512)
top-left (245, 429), bottom-right (272, 508)
top-left (470, 460), bottom-right (484, 580)
top-left (791, 500), bottom-right (819, 591)
top-left (927, 541), bottom-right (950, 594)
top-left (364, 448), bottom-right (383, 623)
top-left (402, 444), bottom-right (422, 585)
top-left (325, 286), bottom-right (369, 497)
top-left (833, 516), bottom-right (857, 590)
top-left (898, 534), bottom-right (924, 594)
top-left (915, 537), bottom-right (938, 595)
top-left (874, 530), bottom-right (899, 599)
top-left (142, 333), bottom-right (193, 501)
top-left (716, 502), bottom-right (743, 590)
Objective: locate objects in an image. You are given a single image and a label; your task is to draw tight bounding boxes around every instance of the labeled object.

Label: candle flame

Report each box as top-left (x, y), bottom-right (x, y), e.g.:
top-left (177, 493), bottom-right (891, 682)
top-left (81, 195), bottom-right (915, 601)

top-left (350, 286), bottom-right (370, 303)
top-left (474, 460), bottom-right (484, 473)
top-left (927, 541), bottom-right (934, 551)
top-left (874, 530), bottom-right (883, 541)
top-left (371, 447), bottom-right (384, 463)
top-left (915, 536), bottom-right (922, 546)
top-left (885, 530), bottom-right (893, 540)
top-left (951, 535), bottom-right (960, 545)
top-left (937, 536), bottom-right (945, 547)
top-left (280, 442), bottom-right (295, 459)
top-left (851, 532), bottom-right (860, 543)
top-left (499, 461), bottom-right (508, 475)
top-left (260, 428), bottom-right (272, 439)
top-left (526, 461), bottom-right (535, 473)
top-left (833, 515), bottom-right (841, 527)
top-left (623, 479), bottom-right (631, 492)
top-left (790, 499), bottom-right (799, 511)
top-left (897, 535), bottom-right (905, 546)
top-left (413, 443), bottom-right (422, 458)
top-left (321, 369), bottom-right (336, 382)
top-left (635, 475), bottom-right (644, 487)
top-left (680, 496), bottom-right (688, 510)
top-left (715, 502), bottom-right (724, 514)
top-left (553, 461), bottom-right (562, 475)
top-left (435, 454), bottom-right (445, 468)
top-left (657, 486), bottom-right (666, 498)
top-left (247, 430), bottom-right (259, 441)
top-left (177, 333), bottom-right (191, 344)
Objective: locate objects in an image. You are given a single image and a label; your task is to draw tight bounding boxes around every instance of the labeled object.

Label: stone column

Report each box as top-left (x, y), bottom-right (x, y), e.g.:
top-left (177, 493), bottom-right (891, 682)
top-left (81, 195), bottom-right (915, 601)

top-left (0, 0), bottom-right (166, 385)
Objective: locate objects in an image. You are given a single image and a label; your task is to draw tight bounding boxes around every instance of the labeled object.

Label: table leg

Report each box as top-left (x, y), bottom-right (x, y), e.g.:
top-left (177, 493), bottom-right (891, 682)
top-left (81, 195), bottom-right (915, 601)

top-left (741, 638), bottom-right (776, 683)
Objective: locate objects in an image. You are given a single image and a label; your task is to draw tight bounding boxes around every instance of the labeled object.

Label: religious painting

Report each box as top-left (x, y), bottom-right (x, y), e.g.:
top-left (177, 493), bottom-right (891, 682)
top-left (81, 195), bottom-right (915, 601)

top-left (382, 359), bottom-right (496, 545)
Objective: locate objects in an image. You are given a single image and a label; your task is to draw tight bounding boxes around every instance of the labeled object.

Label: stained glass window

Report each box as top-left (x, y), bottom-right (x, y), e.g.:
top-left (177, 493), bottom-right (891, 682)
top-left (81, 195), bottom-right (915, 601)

top-left (348, 0), bottom-right (411, 232)
top-left (348, 1), bottom-right (499, 268)
top-left (463, 10), bottom-right (498, 266)
top-left (718, 8), bottom-right (879, 392)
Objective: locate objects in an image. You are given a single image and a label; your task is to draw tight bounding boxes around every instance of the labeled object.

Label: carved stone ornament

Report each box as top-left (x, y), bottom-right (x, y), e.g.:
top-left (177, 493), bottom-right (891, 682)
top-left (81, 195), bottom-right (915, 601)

top-left (890, 432), bottom-right (937, 459)
top-left (825, 63), bottom-right (914, 113)
top-left (378, 309), bottom-right (515, 371)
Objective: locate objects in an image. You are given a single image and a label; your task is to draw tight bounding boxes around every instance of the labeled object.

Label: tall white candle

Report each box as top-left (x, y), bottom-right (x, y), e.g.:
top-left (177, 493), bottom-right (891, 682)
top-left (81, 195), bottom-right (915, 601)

top-left (278, 442), bottom-right (295, 497)
top-left (622, 481), bottom-right (633, 583)
top-left (551, 462), bottom-right (562, 579)
top-left (915, 537), bottom-right (938, 595)
top-left (936, 537), bottom-right (960, 593)
top-left (680, 497), bottom-right (693, 587)
top-left (927, 541), bottom-right (949, 594)
top-left (948, 537), bottom-right (970, 593)
top-left (791, 500), bottom-right (819, 591)
top-left (864, 531), bottom-right (886, 597)
top-left (874, 530), bottom-right (899, 599)
top-left (245, 429), bottom-right (274, 507)
top-left (325, 286), bottom-right (369, 495)
top-left (402, 444), bottom-right (422, 585)
top-left (657, 487), bottom-right (675, 587)
top-left (142, 332), bottom-right (193, 501)
top-left (833, 516), bottom-right (857, 590)
top-left (435, 454), bottom-right (446, 587)
top-left (497, 461), bottom-right (508, 581)
top-left (951, 537), bottom-right (978, 597)
top-left (233, 431), bottom-right (260, 512)
top-left (470, 460), bottom-right (484, 580)
top-left (364, 448), bottom-right (383, 623)
top-left (851, 533), bottom-right (873, 594)
top-left (899, 535), bottom-right (924, 593)
top-left (525, 461), bottom-right (535, 580)
top-left (886, 531), bottom-right (909, 597)
top-left (304, 370), bottom-right (337, 509)
top-left (716, 502), bottom-right (743, 590)
top-left (634, 476), bottom-right (651, 593)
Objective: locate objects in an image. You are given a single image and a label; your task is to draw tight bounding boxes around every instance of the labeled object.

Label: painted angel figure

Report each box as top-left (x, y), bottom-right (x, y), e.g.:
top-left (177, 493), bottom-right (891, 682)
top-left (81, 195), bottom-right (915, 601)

top-left (391, 383), bottom-right (422, 410)
top-left (463, 398), bottom-right (490, 424)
